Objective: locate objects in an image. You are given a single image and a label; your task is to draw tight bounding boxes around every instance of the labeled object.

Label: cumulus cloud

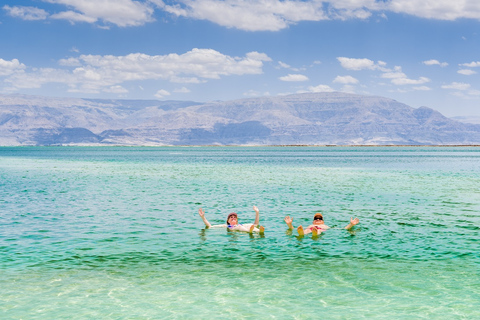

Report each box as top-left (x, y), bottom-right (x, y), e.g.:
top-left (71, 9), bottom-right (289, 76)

top-left (174, 87), bottom-right (191, 93)
top-left (308, 84), bottom-right (335, 92)
top-left (458, 69), bottom-right (477, 75)
top-left (337, 57), bottom-right (379, 71)
top-left (413, 86), bottom-right (431, 91)
top-left (3, 49), bottom-right (271, 94)
top-left (441, 82), bottom-right (471, 90)
top-left (0, 58), bottom-right (26, 76)
top-left (333, 75), bottom-right (358, 84)
top-left (51, 11), bottom-right (98, 24)
top-left (163, 0), bottom-right (330, 31)
top-left (391, 76), bottom-right (430, 85)
top-left (379, 66), bottom-right (430, 86)
top-left (387, 0), bottom-right (480, 21)
top-left (160, 0), bottom-right (480, 31)
top-left (155, 89), bottom-right (171, 98)
top-left (7, 1), bottom-right (480, 31)
top-left (3, 5), bottom-right (48, 20)
top-left (103, 85), bottom-right (128, 93)
top-left (279, 74), bottom-right (309, 81)
top-left (460, 61), bottom-right (480, 68)
top-left (423, 59), bottom-right (448, 67)
top-left (278, 61), bottom-right (291, 69)
top-left (5, 0), bottom-right (156, 27)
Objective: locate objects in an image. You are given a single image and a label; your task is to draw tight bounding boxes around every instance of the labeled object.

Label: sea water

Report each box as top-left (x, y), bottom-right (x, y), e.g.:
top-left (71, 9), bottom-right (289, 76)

top-left (1, 146), bottom-right (479, 319)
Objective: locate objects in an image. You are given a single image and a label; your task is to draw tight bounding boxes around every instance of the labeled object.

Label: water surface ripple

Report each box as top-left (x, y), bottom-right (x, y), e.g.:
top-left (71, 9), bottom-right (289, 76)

top-left (1, 147), bottom-right (479, 319)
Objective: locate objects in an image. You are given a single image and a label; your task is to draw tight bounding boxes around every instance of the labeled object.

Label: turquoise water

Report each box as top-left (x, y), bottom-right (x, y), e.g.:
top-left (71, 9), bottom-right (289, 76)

top-left (1, 146), bottom-right (479, 319)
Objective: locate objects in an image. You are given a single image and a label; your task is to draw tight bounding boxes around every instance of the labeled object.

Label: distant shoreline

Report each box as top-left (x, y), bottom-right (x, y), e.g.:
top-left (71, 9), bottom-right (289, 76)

top-left (2, 144), bottom-right (480, 148)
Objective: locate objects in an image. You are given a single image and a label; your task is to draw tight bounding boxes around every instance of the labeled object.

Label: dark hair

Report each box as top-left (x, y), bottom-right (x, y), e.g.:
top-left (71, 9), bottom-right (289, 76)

top-left (226, 213), bottom-right (237, 224)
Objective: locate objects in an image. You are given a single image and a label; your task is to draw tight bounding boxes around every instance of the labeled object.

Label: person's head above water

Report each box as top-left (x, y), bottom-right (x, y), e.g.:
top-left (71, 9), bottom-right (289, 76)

top-left (227, 212), bottom-right (238, 225)
top-left (313, 213), bottom-right (324, 224)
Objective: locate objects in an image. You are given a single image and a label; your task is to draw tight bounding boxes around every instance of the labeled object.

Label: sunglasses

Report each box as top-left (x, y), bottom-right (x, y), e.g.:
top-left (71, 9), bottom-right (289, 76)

top-left (313, 217), bottom-right (323, 221)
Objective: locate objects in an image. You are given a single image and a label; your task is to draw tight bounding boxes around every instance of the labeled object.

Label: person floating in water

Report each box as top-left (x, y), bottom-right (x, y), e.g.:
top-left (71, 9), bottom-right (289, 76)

top-left (198, 205), bottom-right (265, 234)
top-left (284, 212), bottom-right (359, 236)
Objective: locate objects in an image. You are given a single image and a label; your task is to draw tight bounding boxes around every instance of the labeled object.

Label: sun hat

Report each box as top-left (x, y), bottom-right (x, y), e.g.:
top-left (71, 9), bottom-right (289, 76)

top-left (313, 212), bottom-right (323, 219)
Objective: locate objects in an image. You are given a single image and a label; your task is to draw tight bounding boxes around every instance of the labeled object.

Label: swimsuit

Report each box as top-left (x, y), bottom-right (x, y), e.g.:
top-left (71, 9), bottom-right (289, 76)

top-left (306, 225), bottom-right (326, 232)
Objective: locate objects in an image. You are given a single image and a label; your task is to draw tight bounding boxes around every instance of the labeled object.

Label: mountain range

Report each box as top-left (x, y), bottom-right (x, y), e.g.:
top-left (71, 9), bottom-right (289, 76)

top-left (1, 92), bottom-right (480, 146)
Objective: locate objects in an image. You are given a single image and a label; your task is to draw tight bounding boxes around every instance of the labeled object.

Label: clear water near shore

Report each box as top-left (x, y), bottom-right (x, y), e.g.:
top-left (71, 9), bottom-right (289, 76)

top-left (1, 146), bottom-right (479, 319)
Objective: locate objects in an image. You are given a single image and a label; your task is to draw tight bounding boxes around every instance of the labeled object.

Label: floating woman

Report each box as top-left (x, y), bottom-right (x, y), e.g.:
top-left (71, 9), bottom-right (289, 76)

top-left (198, 205), bottom-right (265, 234)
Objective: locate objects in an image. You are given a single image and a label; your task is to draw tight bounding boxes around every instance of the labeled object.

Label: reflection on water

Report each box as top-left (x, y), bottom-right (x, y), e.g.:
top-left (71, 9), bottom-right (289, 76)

top-left (1, 147), bottom-right (480, 318)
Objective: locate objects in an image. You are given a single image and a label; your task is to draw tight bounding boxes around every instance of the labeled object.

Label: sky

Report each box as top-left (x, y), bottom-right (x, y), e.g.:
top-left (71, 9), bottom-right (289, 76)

top-left (2, 1), bottom-right (480, 117)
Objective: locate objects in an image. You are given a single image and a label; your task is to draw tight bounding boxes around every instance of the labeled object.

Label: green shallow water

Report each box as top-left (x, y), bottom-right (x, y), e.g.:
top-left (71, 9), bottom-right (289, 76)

top-left (1, 147), bottom-right (479, 319)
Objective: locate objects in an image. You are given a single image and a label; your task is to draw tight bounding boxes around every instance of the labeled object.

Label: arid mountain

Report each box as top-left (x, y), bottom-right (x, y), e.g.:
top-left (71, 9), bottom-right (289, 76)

top-left (1, 92), bottom-right (480, 145)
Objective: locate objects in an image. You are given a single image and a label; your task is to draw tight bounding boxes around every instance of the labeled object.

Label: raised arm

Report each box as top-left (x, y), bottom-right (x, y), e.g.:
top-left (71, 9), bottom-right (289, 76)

top-left (284, 216), bottom-right (294, 230)
top-left (198, 208), bottom-right (212, 228)
top-left (344, 217), bottom-right (359, 230)
top-left (253, 206), bottom-right (260, 225)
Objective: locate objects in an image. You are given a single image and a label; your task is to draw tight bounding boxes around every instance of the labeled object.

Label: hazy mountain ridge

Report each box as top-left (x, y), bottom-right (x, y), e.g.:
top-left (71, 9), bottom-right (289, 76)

top-left (1, 92), bottom-right (480, 145)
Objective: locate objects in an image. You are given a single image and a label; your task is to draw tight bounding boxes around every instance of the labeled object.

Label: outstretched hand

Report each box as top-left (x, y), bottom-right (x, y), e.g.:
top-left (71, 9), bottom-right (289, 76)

top-left (253, 205), bottom-right (259, 213)
top-left (284, 216), bottom-right (293, 225)
top-left (198, 208), bottom-right (205, 218)
top-left (350, 217), bottom-right (359, 226)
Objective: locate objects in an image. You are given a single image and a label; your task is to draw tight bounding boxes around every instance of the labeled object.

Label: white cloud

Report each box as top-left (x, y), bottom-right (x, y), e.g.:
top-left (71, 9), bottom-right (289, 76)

top-left (381, 71), bottom-right (406, 79)
top-left (0, 58), bottom-right (26, 76)
top-left (423, 59), bottom-right (448, 67)
top-left (337, 57), bottom-right (377, 70)
top-left (59, 57), bottom-right (82, 67)
top-left (3, 49), bottom-right (271, 94)
top-left (161, 0), bottom-right (480, 31)
top-left (458, 69), bottom-right (477, 75)
top-left (174, 87), bottom-right (191, 93)
top-left (460, 61), bottom-right (480, 68)
top-left (413, 86), bottom-right (431, 91)
top-left (391, 76), bottom-right (430, 85)
top-left (333, 75), bottom-right (358, 84)
top-left (388, 0), bottom-right (480, 21)
top-left (380, 66), bottom-right (429, 86)
top-left (278, 61), bottom-right (291, 69)
top-left (103, 85), bottom-right (128, 93)
top-left (279, 74), bottom-right (309, 82)
top-left (43, 0), bottom-right (154, 27)
top-left (51, 11), bottom-right (98, 24)
top-left (7, 1), bottom-right (480, 31)
top-left (243, 89), bottom-right (270, 97)
top-left (450, 89), bottom-right (480, 99)
top-left (308, 84), bottom-right (335, 92)
top-left (468, 89), bottom-right (480, 96)
top-left (3, 5), bottom-right (48, 20)
top-left (155, 89), bottom-right (171, 98)
top-left (163, 0), bottom-right (330, 32)
top-left (442, 82), bottom-right (471, 90)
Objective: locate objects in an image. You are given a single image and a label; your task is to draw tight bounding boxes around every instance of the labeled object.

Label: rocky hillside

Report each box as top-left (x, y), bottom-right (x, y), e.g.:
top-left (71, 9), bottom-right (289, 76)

top-left (1, 92), bottom-right (480, 145)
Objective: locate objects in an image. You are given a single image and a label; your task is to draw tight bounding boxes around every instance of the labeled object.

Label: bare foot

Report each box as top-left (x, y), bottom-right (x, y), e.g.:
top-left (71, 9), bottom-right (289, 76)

top-left (259, 226), bottom-right (265, 235)
top-left (249, 224), bottom-right (255, 234)
top-left (297, 225), bottom-right (304, 236)
top-left (312, 227), bottom-right (318, 237)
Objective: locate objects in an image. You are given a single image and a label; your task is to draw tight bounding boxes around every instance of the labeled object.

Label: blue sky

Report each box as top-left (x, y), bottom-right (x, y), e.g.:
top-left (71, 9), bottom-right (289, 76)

top-left (2, 1), bottom-right (480, 117)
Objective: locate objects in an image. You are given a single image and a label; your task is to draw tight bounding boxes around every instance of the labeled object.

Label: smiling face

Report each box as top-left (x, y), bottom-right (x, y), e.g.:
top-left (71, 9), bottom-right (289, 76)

top-left (227, 213), bottom-right (238, 225)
